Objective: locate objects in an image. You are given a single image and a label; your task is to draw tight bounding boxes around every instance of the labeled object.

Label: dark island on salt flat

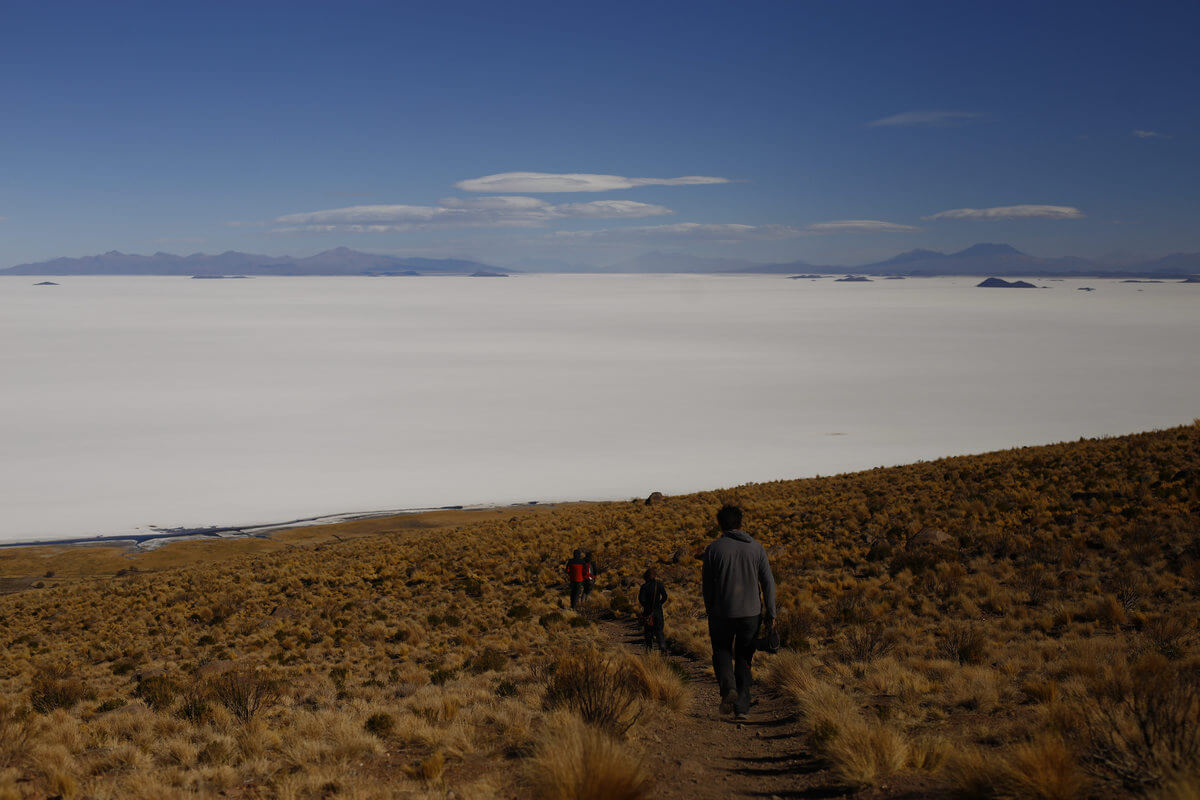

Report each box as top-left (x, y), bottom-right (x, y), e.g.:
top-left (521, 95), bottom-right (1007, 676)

top-left (34, 281), bottom-right (59, 286)
top-left (788, 274), bottom-right (826, 280)
top-left (835, 275), bottom-right (872, 282)
top-left (978, 277), bottom-right (1038, 288)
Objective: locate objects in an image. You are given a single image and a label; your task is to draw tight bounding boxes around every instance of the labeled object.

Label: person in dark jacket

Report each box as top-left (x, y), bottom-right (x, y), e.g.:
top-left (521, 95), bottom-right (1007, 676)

top-left (582, 552), bottom-right (597, 600)
top-left (565, 549), bottom-right (588, 610)
top-left (702, 504), bottom-right (776, 720)
top-left (638, 567), bottom-right (669, 651)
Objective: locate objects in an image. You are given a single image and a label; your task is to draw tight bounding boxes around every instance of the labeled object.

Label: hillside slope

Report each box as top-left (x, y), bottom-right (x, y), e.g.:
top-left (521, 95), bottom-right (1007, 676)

top-left (1, 423), bottom-right (1198, 798)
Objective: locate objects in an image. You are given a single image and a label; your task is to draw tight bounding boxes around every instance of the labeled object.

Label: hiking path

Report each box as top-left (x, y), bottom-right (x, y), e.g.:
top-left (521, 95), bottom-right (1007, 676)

top-left (599, 617), bottom-right (846, 800)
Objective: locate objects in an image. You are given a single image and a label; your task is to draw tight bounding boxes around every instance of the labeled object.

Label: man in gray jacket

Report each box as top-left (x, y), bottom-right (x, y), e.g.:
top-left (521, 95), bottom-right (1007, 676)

top-left (702, 504), bottom-right (776, 720)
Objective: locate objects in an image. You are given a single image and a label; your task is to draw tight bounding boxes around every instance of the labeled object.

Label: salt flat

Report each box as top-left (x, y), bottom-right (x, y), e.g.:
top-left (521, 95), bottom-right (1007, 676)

top-left (0, 274), bottom-right (1196, 543)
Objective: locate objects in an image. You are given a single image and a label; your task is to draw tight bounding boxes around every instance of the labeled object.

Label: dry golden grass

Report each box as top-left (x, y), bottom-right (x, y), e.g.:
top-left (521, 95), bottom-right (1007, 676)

top-left (0, 422), bottom-right (1198, 797)
top-left (621, 652), bottom-right (692, 713)
top-left (526, 713), bottom-right (653, 800)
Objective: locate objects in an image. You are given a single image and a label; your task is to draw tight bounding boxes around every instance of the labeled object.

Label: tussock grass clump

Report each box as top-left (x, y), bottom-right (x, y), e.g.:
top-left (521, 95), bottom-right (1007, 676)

top-left (0, 698), bottom-right (33, 769)
top-left (364, 712), bottom-right (394, 737)
top-left (825, 717), bottom-right (909, 786)
top-left (468, 647), bottom-right (508, 674)
top-left (841, 623), bottom-right (895, 663)
top-left (526, 714), bottom-right (652, 800)
top-left (942, 738), bottom-right (1087, 800)
top-left (1141, 615), bottom-right (1197, 661)
top-left (622, 652), bottom-right (691, 712)
top-left (545, 648), bottom-right (642, 737)
top-left (205, 667), bottom-right (281, 722)
top-left (403, 750), bottom-right (446, 782)
top-left (133, 674), bottom-right (179, 710)
top-left (940, 624), bottom-right (988, 665)
top-left (1080, 655), bottom-right (1200, 794)
top-left (29, 666), bottom-right (95, 713)
top-left (768, 653), bottom-right (908, 786)
top-left (1004, 737), bottom-right (1088, 800)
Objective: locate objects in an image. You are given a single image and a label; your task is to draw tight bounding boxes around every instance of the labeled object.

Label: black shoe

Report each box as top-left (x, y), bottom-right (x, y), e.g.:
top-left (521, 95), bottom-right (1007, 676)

top-left (734, 711), bottom-right (749, 722)
top-left (719, 690), bottom-right (738, 716)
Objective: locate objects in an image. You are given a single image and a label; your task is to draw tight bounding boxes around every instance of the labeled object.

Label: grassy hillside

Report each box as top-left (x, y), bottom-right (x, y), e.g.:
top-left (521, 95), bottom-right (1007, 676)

top-left (2, 423), bottom-right (1198, 799)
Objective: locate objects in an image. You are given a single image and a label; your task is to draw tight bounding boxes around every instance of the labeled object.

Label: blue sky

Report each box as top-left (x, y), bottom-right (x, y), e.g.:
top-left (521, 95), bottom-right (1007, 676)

top-left (2, 0), bottom-right (1197, 267)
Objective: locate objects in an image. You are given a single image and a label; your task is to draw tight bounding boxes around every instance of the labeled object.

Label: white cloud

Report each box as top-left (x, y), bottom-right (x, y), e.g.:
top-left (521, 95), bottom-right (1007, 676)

top-left (867, 110), bottom-right (981, 127)
top-left (454, 172), bottom-right (730, 193)
top-left (804, 219), bottom-right (920, 233)
top-left (1133, 129), bottom-right (1170, 139)
top-left (271, 196), bottom-right (672, 233)
top-left (924, 204), bottom-right (1084, 221)
top-left (554, 219), bottom-right (917, 242)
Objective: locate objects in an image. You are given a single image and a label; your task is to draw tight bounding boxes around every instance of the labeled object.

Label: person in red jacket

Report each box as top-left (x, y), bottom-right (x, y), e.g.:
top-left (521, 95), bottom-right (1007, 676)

top-left (565, 549), bottom-right (588, 610)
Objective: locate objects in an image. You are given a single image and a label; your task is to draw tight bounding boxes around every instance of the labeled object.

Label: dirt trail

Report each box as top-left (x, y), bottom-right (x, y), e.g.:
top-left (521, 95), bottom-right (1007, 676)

top-left (600, 618), bottom-right (855, 800)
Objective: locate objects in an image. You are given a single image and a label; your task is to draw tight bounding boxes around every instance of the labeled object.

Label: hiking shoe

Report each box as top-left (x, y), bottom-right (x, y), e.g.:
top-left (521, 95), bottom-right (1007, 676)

top-left (734, 711), bottom-right (749, 722)
top-left (719, 690), bottom-right (738, 716)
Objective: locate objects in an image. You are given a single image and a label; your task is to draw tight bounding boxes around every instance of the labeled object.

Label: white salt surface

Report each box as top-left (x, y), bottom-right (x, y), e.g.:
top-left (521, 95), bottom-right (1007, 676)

top-left (1, 275), bottom-right (1196, 543)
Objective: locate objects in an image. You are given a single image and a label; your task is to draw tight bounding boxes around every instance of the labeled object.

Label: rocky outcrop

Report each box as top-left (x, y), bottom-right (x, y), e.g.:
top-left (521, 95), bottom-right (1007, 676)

top-left (978, 277), bottom-right (1037, 288)
top-left (644, 492), bottom-right (665, 506)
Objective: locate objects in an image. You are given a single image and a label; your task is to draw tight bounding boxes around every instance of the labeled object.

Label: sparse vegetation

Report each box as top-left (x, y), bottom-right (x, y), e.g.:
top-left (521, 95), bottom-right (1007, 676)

top-left (544, 648), bottom-right (643, 737)
top-left (0, 422), bottom-right (1198, 797)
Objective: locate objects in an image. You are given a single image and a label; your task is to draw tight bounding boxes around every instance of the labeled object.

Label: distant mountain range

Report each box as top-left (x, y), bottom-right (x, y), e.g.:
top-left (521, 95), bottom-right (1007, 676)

top-left (0, 247), bottom-right (506, 277)
top-left (4, 243), bottom-right (1199, 277)
top-left (610, 243), bottom-right (1200, 277)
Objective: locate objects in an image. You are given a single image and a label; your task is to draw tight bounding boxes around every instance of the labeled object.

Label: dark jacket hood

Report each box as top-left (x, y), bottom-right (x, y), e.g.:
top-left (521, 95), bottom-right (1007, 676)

top-left (724, 529), bottom-right (753, 543)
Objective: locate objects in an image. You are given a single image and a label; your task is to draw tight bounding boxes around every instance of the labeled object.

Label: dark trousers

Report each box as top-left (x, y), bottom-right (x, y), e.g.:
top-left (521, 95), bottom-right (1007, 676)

top-left (708, 615), bottom-right (759, 715)
top-left (642, 610), bottom-right (665, 651)
top-left (569, 581), bottom-right (584, 609)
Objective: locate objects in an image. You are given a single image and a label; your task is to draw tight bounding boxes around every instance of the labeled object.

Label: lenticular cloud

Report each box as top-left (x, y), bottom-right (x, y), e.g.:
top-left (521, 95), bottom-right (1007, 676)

top-left (924, 205), bottom-right (1085, 221)
top-left (273, 196), bottom-right (672, 232)
top-left (455, 172), bottom-right (730, 193)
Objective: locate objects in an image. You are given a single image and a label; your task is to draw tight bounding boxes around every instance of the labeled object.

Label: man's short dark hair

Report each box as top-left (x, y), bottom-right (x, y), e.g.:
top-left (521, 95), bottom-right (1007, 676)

top-left (716, 504), bottom-right (743, 532)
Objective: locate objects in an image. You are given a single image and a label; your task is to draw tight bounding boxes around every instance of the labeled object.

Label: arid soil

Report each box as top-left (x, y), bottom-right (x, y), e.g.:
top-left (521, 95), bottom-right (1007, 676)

top-left (604, 618), bottom-right (937, 800)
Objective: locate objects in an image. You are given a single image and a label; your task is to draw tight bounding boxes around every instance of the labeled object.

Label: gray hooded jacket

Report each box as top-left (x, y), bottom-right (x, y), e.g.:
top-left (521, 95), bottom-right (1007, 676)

top-left (702, 529), bottom-right (777, 620)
